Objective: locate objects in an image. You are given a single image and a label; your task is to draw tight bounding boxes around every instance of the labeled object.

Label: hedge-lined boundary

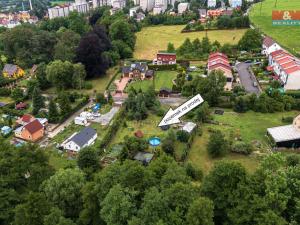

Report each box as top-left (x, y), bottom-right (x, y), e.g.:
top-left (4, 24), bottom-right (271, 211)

top-left (105, 69), bottom-right (121, 90)
top-left (148, 64), bottom-right (177, 71)
top-left (99, 107), bottom-right (126, 151)
top-left (285, 90), bottom-right (300, 99)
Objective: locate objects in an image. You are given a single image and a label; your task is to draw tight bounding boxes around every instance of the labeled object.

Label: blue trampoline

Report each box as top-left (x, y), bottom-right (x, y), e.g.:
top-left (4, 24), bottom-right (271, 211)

top-left (149, 137), bottom-right (161, 147)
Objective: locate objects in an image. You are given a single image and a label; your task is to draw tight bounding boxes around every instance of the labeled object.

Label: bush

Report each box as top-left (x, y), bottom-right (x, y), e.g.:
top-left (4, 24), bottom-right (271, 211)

top-left (0, 88), bottom-right (11, 96)
top-left (154, 108), bottom-right (165, 117)
top-left (231, 141), bottom-right (253, 155)
top-left (286, 154), bottom-right (300, 167)
top-left (162, 138), bottom-right (175, 156)
top-left (84, 82), bottom-right (93, 90)
top-left (285, 90), bottom-right (300, 99)
top-left (185, 162), bottom-right (203, 181)
top-left (207, 130), bottom-right (229, 158)
top-left (282, 116), bottom-right (294, 123)
top-left (176, 130), bottom-right (190, 143)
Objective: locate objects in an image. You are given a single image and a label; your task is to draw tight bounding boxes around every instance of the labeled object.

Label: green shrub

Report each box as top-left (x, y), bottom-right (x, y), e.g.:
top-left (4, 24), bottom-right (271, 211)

top-left (176, 130), bottom-right (190, 143)
top-left (282, 116), bottom-right (294, 123)
top-left (231, 141), bottom-right (253, 155)
top-left (185, 162), bottom-right (203, 181)
top-left (207, 130), bottom-right (229, 158)
top-left (84, 82), bottom-right (93, 90)
top-left (286, 154), bottom-right (300, 167)
top-left (0, 88), bottom-right (11, 96)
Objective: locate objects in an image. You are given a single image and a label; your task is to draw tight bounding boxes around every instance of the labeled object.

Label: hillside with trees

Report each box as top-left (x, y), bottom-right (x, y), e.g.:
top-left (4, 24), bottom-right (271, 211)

top-left (0, 140), bottom-right (299, 225)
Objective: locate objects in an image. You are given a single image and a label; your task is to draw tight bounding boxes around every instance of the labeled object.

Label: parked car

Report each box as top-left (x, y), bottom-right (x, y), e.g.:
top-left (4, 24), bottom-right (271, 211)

top-left (245, 60), bottom-right (252, 63)
top-left (253, 81), bottom-right (258, 87)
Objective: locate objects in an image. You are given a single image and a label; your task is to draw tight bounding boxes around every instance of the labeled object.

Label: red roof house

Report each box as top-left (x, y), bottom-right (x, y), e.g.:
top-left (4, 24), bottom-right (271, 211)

top-left (207, 52), bottom-right (233, 90)
top-left (153, 52), bottom-right (176, 65)
top-left (15, 119), bottom-right (44, 142)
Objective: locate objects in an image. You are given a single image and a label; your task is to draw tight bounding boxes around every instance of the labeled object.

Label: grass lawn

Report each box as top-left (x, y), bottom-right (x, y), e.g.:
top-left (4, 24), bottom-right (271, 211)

top-left (210, 110), bottom-right (299, 143)
top-left (110, 113), bottom-right (168, 146)
top-left (188, 128), bottom-right (261, 174)
top-left (188, 110), bottom-right (300, 174)
top-left (249, 0), bottom-right (300, 54)
top-left (134, 25), bottom-right (247, 60)
top-left (126, 70), bottom-right (177, 91)
top-left (47, 150), bottom-right (77, 170)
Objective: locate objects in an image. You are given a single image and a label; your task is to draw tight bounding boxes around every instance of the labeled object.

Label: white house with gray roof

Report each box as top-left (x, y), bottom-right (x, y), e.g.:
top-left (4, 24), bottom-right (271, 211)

top-left (63, 127), bottom-right (97, 152)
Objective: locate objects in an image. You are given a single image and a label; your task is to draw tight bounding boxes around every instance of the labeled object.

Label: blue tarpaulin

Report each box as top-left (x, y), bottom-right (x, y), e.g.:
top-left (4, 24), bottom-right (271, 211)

top-left (93, 103), bottom-right (101, 112)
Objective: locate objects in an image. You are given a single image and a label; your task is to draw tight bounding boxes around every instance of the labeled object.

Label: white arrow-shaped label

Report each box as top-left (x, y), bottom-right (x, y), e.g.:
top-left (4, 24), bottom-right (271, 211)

top-left (158, 94), bottom-right (204, 127)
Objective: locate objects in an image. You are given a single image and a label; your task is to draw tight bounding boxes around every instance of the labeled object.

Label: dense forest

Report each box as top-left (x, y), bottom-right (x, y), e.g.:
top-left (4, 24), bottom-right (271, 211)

top-left (1, 140), bottom-right (300, 225)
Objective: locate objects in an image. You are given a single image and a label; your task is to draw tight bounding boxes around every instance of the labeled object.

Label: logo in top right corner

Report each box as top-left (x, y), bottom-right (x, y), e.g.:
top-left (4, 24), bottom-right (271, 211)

top-left (272, 10), bottom-right (300, 26)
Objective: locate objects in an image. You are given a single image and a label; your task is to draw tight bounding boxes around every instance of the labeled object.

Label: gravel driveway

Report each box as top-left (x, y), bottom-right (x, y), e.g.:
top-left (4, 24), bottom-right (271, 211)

top-left (92, 107), bottom-right (120, 126)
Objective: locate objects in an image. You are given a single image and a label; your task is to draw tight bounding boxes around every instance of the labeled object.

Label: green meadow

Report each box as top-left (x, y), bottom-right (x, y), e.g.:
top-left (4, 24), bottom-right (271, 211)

top-left (249, 0), bottom-right (300, 55)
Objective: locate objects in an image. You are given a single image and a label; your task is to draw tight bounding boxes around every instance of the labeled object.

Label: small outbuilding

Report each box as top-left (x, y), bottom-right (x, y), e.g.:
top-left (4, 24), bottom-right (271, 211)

top-left (134, 151), bottom-right (154, 165)
top-left (267, 114), bottom-right (300, 148)
top-left (74, 116), bottom-right (88, 126)
top-left (182, 122), bottom-right (197, 134)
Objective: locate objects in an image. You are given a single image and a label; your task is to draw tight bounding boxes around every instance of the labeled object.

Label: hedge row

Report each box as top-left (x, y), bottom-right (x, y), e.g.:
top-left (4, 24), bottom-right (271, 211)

top-left (285, 90), bottom-right (300, 99)
top-left (105, 69), bottom-right (121, 90)
top-left (99, 107), bottom-right (126, 150)
top-left (180, 126), bottom-right (199, 162)
top-left (148, 64), bottom-right (177, 71)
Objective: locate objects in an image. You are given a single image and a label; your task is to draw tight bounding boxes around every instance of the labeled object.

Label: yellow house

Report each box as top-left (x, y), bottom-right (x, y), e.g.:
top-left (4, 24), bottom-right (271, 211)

top-left (2, 64), bottom-right (25, 79)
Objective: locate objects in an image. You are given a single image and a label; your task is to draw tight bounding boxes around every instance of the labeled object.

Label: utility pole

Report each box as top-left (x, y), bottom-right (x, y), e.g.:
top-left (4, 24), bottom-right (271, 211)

top-left (29, 0), bottom-right (33, 10)
top-left (274, 0), bottom-right (278, 8)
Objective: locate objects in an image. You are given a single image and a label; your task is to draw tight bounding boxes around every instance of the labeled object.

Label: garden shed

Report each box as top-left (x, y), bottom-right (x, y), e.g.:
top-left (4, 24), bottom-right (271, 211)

top-left (267, 114), bottom-right (300, 148)
top-left (134, 152), bottom-right (154, 165)
top-left (182, 122), bottom-right (197, 134)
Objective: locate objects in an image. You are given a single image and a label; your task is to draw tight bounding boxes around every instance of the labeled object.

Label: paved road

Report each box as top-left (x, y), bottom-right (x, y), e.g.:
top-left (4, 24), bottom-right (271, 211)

top-left (236, 62), bottom-right (261, 94)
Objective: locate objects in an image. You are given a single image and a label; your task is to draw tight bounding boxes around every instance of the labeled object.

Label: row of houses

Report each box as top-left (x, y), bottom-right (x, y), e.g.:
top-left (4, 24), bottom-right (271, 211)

top-left (262, 36), bottom-right (300, 90)
top-left (207, 0), bottom-right (243, 8)
top-left (207, 52), bottom-right (233, 91)
top-left (0, 11), bottom-right (38, 28)
top-left (48, 0), bottom-right (127, 19)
